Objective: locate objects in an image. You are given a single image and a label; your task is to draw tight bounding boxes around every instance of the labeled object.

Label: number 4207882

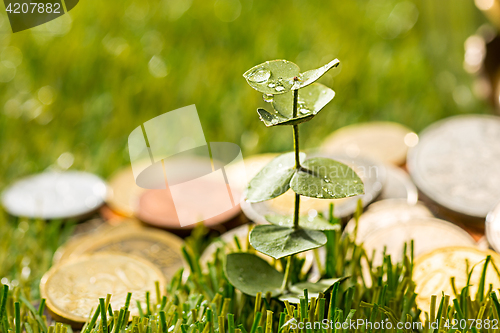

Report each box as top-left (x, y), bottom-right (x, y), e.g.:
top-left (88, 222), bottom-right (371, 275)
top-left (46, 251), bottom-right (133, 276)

top-left (5, 2), bottom-right (61, 14)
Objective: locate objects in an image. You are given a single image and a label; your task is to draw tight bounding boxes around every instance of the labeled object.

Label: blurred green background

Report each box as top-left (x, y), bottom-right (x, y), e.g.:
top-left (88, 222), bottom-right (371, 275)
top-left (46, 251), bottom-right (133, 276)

top-left (0, 0), bottom-right (490, 190)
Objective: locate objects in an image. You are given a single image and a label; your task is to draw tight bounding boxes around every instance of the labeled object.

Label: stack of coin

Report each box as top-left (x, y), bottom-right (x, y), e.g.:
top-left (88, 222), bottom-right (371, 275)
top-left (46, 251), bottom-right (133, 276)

top-left (241, 154), bottom-right (386, 223)
top-left (413, 247), bottom-right (500, 313)
top-left (44, 221), bottom-right (185, 326)
top-left (1, 171), bottom-right (108, 220)
top-left (408, 115), bottom-right (500, 227)
top-left (40, 253), bottom-right (165, 326)
top-left (320, 122), bottom-right (418, 166)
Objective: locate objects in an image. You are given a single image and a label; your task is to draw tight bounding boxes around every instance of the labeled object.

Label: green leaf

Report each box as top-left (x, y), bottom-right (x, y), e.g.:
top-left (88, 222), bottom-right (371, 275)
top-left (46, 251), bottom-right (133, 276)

top-left (246, 152), bottom-right (305, 203)
top-left (257, 83), bottom-right (335, 127)
top-left (249, 225), bottom-right (327, 259)
top-left (291, 59), bottom-right (340, 90)
top-left (279, 277), bottom-right (349, 303)
top-left (243, 60), bottom-right (300, 95)
top-left (265, 214), bottom-right (340, 231)
top-left (290, 157), bottom-right (364, 199)
top-left (224, 253), bottom-right (283, 296)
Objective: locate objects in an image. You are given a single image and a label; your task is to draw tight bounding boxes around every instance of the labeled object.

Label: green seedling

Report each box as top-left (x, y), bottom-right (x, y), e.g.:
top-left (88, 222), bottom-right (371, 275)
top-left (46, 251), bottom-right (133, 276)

top-left (225, 59), bottom-right (364, 299)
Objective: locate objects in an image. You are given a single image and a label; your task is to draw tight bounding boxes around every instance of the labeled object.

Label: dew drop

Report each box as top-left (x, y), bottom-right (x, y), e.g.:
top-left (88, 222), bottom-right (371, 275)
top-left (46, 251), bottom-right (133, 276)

top-left (275, 86), bottom-right (285, 92)
top-left (299, 108), bottom-right (309, 114)
top-left (268, 83), bottom-right (276, 88)
top-left (262, 94), bottom-right (274, 103)
top-left (248, 69), bottom-right (271, 83)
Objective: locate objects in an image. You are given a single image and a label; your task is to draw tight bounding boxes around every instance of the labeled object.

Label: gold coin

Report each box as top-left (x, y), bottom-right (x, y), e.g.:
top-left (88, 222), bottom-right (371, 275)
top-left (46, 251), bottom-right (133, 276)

top-left (64, 227), bottom-right (184, 281)
top-left (40, 253), bottom-right (165, 324)
top-left (53, 219), bottom-right (142, 264)
top-left (413, 247), bottom-right (500, 313)
top-left (106, 163), bottom-right (148, 217)
top-left (321, 122), bottom-right (417, 166)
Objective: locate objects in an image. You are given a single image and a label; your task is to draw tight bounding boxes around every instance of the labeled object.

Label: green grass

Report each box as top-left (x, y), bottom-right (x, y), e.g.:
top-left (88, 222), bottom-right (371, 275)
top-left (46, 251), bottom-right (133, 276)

top-left (0, 0), bottom-right (490, 189)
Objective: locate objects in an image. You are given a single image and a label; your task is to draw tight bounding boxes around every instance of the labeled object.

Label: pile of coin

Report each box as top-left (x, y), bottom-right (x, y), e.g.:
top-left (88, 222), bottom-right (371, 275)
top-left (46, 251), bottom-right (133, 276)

top-left (39, 219), bottom-right (185, 326)
top-left (407, 115), bottom-right (500, 227)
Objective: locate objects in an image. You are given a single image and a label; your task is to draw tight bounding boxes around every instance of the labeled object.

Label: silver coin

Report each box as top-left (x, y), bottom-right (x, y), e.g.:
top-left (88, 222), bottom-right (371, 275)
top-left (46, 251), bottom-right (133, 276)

top-left (408, 115), bottom-right (500, 219)
top-left (379, 165), bottom-right (418, 204)
top-left (486, 200), bottom-right (500, 252)
top-left (241, 155), bottom-right (386, 223)
top-left (1, 171), bottom-right (107, 219)
top-left (362, 217), bottom-right (477, 266)
top-left (343, 199), bottom-right (433, 243)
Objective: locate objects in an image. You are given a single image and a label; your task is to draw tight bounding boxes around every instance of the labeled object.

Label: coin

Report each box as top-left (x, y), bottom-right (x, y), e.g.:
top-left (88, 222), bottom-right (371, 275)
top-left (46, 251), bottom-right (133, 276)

top-left (379, 165), bottom-right (418, 204)
top-left (362, 217), bottom-right (477, 267)
top-left (486, 200), bottom-right (500, 252)
top-left (343, 199), bottom-right (433, 243)
top-left (106, 163), bottom-right (148, 217)
top-left (241, 155), bottom-right (385, 223)
top-left (136, 156), bottom-right (242, 229)
top-left (40, 253), bottom-right (165, 324)
top-left (53, 219), bottom-right (142, 264)
top-left (1, 171), bottom-right (107, 219)
top-left (64, 227), bottom-right (185, 281)
top-left (413, 247), bottom-right (500, 313)
top-left (408, 115), bottom-right (500, 220)
top-left (200, 224), bottom-right (313, 275)
top-left (225, 153), bottom-right (278, 193)
top-left (320, 122), bottom-right (417, 166)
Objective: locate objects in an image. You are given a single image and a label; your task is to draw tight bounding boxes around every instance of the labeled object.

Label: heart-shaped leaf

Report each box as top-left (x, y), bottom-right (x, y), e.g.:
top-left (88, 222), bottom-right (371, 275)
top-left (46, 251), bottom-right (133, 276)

top-left (291, 59), bottom-right (340, 90)
top-left (243, 60), bottom-right (300, 95)
top-left (257, 83), bottom-right (335, 127)
top-left (249, 225), bottom-right (327, 259)
top-left (225, 253), bottom-right (283, 296)
top-left (279, 277), bottom-right (349, 303)
top-left (291, 157), bottom-right (364, 199)
top-left (265, 214), bottom-right (340, 231)
top-left (246, 152), bottom-right (305, 203)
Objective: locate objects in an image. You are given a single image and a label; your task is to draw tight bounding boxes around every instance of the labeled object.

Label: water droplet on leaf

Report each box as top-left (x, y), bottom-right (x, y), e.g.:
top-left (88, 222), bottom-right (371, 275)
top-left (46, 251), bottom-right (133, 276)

top-left (263, 94), bottom-right (274, 103)
top-left (248, 69), bottom-right (271, 83)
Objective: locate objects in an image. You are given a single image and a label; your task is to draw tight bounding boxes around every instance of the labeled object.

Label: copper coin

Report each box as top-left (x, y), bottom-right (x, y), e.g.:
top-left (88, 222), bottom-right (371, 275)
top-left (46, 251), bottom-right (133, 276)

top-left (408, 115), bottom-right (500, 220)
top-left (379, 165), bottom-right (418, 204)
top-left (40, 253), bottom-right (165, 325)
top-left (413, 247), bottom-right (500, 313)
top-left (242, 155), bottom-right (385, 223)
top-left (320, 122), bottom-right (417, 166)
top-left (137, 181), bottom-right (241, 229)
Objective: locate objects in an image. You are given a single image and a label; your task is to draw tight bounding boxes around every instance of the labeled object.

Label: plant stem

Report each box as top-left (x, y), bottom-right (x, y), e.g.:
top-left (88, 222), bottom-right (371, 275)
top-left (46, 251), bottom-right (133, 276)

top-left (292, 88), bottom-right (301, 230)
top-left (282, 88), bottom-right (301, 292)
top-left (281, 256), bottom-right (292, 291)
